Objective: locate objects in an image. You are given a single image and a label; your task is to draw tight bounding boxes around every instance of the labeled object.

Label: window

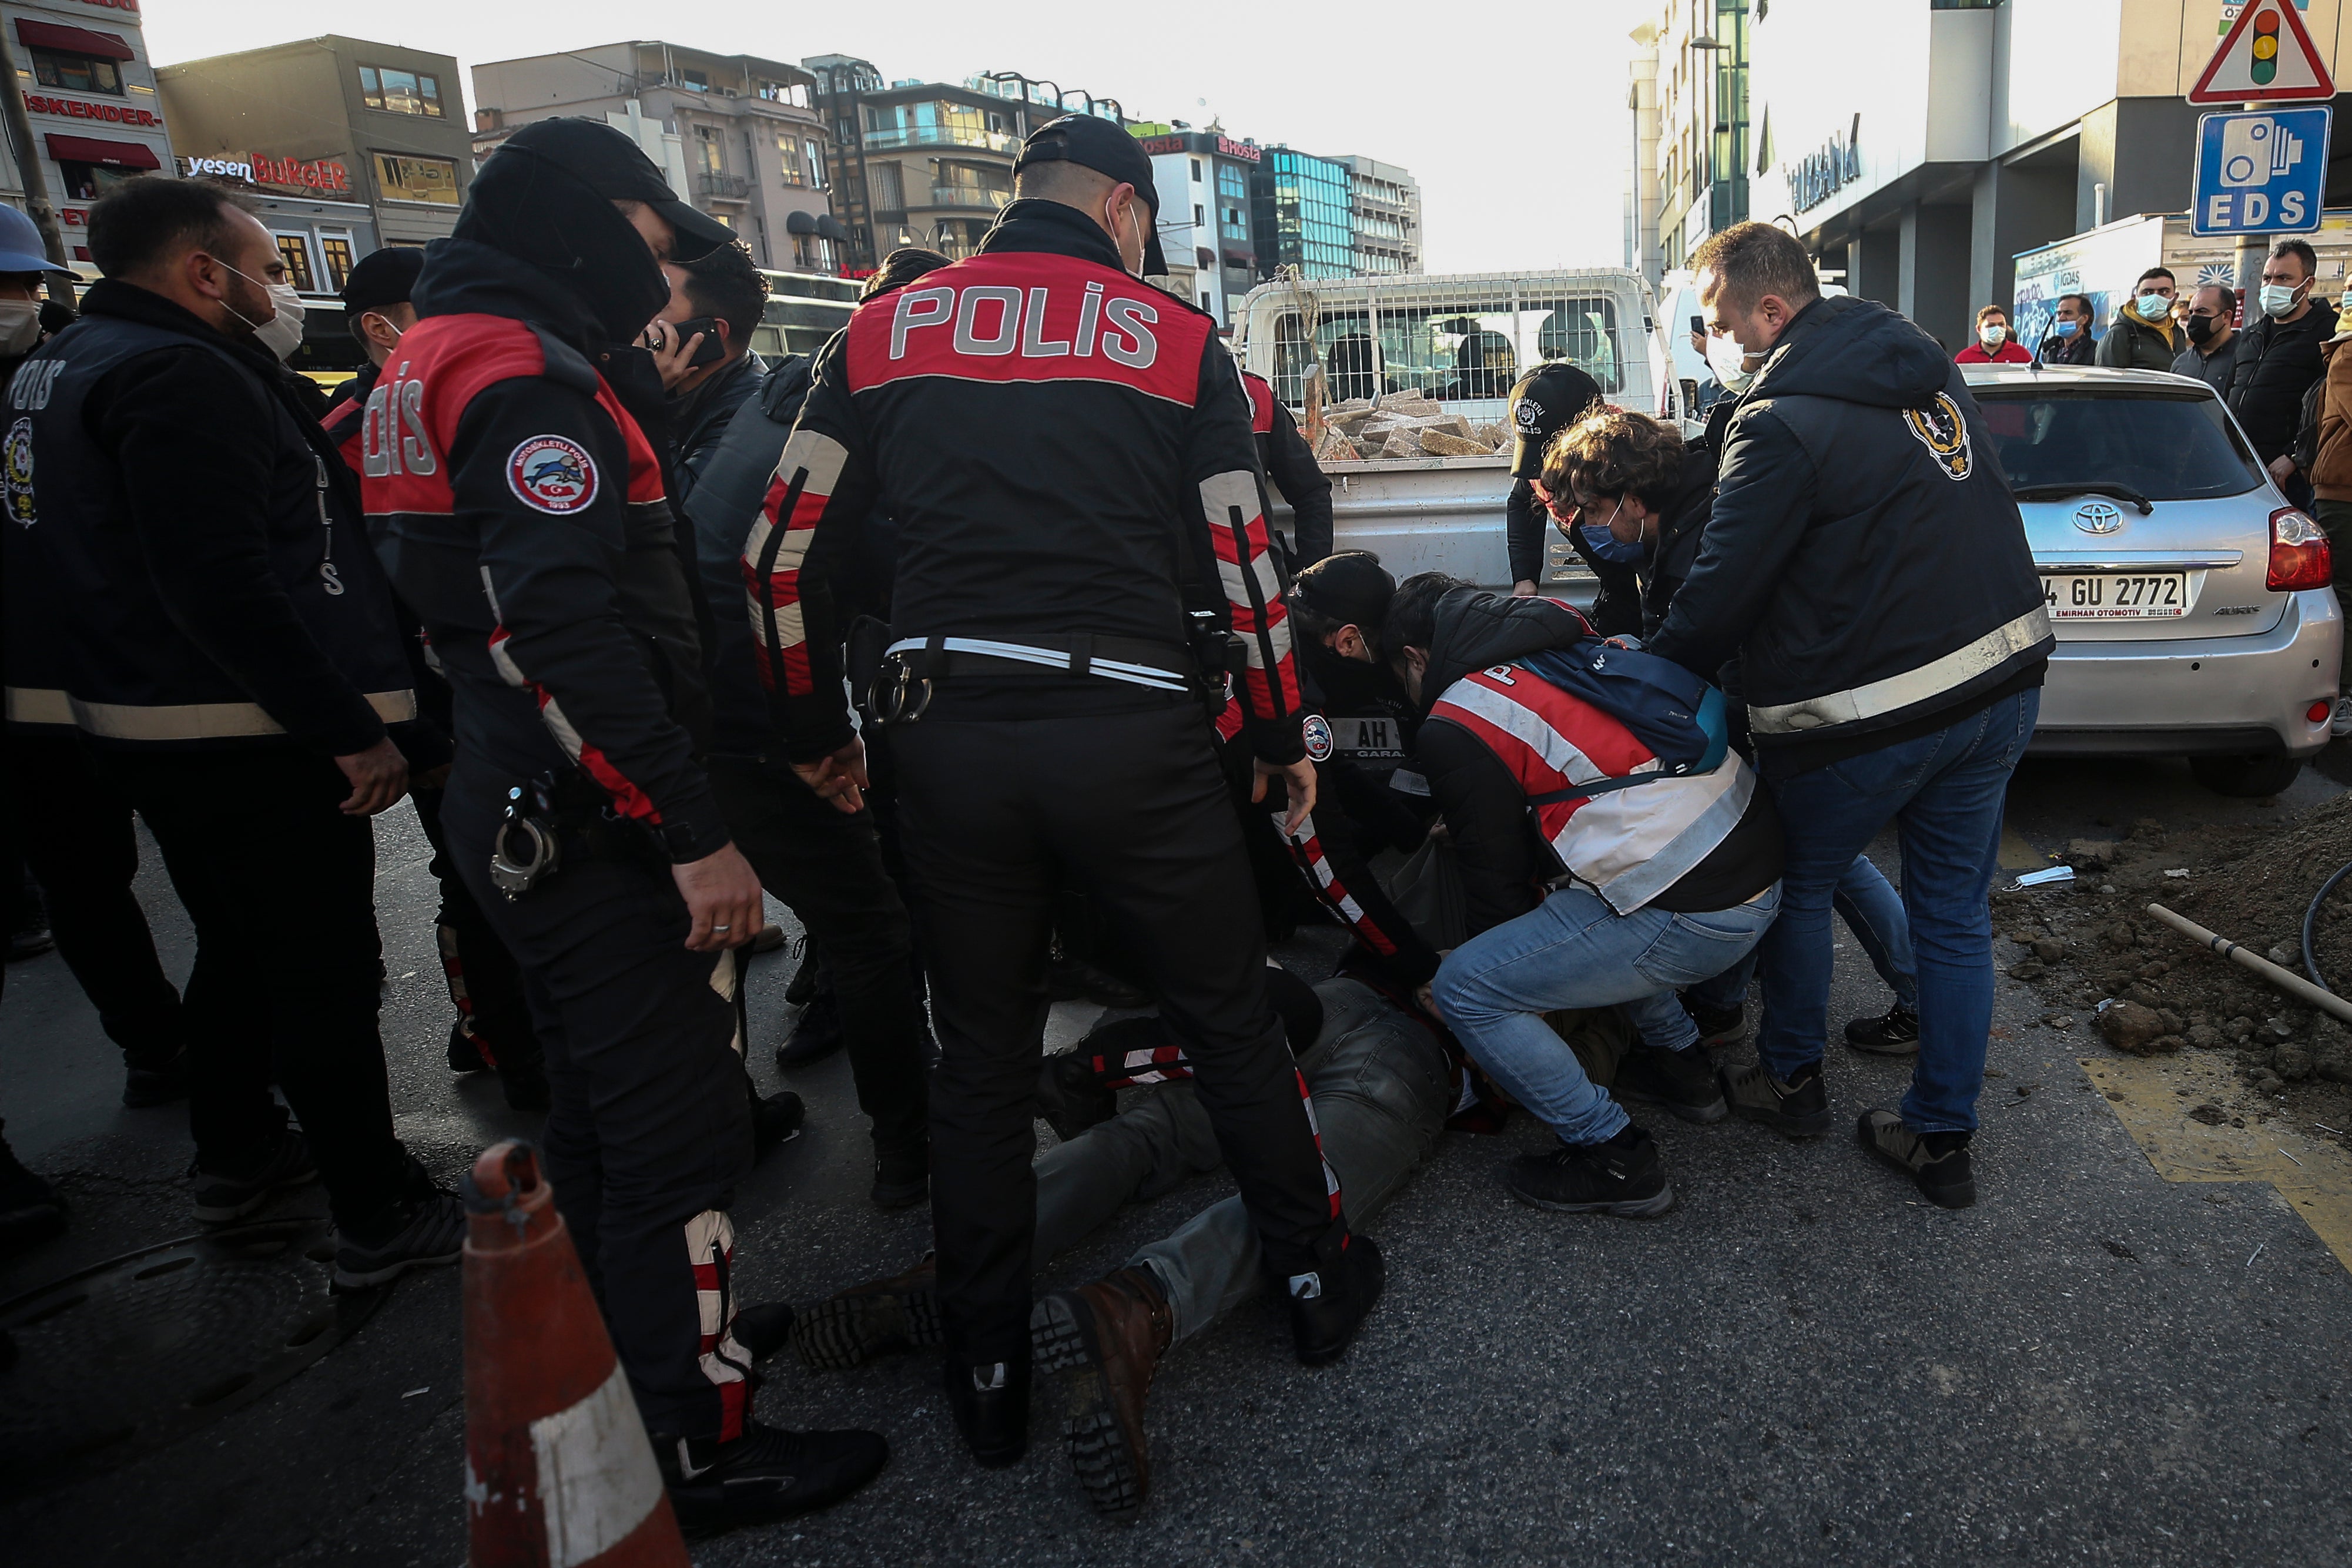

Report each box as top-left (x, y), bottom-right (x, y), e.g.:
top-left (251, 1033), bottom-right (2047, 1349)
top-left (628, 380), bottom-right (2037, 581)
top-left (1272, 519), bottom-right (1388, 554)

top-left (1194, 203), bottom-right (1205, 226)
top-left (30, 48), bottom-right (121, 96)
top-left (359, 65), bottom-right (444, 117)
top-left (56, 162), bottom-right (142, 201)
top-left (374, 152), bottom-right (460, 205)
top-left (869, 161), bottom-right (904, 213)
top-left (804, 139), bottom-right (826, 188)
top-left (1191, 158), bottom-right (1202, 182)
top-left (696, 125), bottom-right (723, 176)
top-left (274, 233), bottom-right (317, 293)
top-left (776, 129), bottom-right (822, 186)
top-left (1974, 390), bottom-right (2257, 501)
top-left (317, 233), bottom-right (356, 292)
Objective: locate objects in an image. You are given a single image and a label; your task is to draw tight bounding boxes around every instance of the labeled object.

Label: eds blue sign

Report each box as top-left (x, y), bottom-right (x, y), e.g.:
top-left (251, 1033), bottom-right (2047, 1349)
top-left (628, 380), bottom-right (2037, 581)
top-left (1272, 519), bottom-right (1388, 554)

top-left (2193, 106), bottom-right (2330, 236)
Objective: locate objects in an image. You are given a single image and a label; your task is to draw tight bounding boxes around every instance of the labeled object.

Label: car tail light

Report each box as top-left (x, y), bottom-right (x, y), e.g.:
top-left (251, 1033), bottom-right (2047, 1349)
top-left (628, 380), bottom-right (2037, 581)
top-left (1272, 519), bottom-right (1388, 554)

top-left (2267, 507), bottom-right (2333, 592)
top-left (2310, 701), bottom-right (2334, 724)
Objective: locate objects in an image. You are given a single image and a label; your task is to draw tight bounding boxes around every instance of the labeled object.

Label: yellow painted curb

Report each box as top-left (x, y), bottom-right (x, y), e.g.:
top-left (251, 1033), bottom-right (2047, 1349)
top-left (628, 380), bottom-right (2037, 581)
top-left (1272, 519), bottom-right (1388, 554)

top-left (2082, 1054), bottom-right (2352, 1275)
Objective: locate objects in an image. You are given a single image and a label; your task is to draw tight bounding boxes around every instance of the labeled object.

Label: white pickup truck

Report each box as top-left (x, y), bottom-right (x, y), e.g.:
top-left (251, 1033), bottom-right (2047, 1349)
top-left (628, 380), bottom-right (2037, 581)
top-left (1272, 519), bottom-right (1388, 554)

top-left (1231, 268), bottom-right (1672, 588)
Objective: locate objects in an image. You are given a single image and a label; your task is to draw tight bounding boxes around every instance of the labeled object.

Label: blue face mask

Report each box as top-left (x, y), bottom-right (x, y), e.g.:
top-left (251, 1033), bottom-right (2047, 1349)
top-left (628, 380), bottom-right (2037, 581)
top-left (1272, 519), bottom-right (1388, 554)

top-left (1579, 503), bottom-right (1645, 564)
top-left (2135, 292), bottom-right (2171, 320)
top-left (2053, 319), bottom-right (2080, 337)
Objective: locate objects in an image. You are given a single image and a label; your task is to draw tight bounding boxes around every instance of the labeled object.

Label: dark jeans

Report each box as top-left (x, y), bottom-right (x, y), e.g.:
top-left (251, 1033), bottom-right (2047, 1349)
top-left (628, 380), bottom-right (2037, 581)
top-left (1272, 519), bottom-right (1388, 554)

top-left (443, 767), bottom-right (754, 1441)
top-left (90, 746), bottom-right (410, 1226)
top-left (2312, 498), bottom-right (2352, 687)
top-left (409, 785), bottom-right (541, 1072)
top-left (1753, 688), bottom-right (2040, 1134)
top-left (893, 703), bottom-right (1345, 1368)
top-left (5, 729), bottom-right (182, 1063)
top-left (706, 754), bottom-right (928, 1152)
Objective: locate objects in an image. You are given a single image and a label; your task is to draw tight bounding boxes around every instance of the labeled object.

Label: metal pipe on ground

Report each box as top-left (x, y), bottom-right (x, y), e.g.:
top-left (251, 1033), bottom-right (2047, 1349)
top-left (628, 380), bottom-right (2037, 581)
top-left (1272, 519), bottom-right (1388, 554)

top-left (2146, 902), bottom-right (2352, 1025)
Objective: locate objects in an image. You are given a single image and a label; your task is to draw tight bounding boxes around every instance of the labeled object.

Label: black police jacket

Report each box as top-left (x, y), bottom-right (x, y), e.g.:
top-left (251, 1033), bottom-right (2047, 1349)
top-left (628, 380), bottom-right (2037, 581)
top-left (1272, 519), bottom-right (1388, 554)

top-left (1242, 370), bottom-right (1333, 566)
top-left (1, 280), bottom-right (412, 753)
top-left (770, 199), bottom-right (1306, 765)
top-left (1646, 294), bottom-right (2050, 770)
top-left (671, 349), bottom-right (766, 511)
top-left (2227, 298), bottom-right (2336, 465)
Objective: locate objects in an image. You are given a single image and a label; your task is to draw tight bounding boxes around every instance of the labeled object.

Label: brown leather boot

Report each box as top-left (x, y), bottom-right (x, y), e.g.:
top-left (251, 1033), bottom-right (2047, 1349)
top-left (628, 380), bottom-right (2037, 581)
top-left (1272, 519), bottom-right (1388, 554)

top-left (791, 1255), bottom-right (941, 1371)
top-left (1030, 1265), bottom-right (1174, 1521)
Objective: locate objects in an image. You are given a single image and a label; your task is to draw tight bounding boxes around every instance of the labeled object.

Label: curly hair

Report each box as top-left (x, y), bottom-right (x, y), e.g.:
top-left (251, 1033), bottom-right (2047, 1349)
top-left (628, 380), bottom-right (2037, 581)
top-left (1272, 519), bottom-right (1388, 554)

top-left (1542, 407), bottom-right (1686, 512)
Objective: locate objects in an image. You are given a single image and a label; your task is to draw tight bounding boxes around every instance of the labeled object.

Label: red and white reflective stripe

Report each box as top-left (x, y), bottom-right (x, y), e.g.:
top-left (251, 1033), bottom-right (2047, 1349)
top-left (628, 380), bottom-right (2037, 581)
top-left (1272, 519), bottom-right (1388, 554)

top-left (1093, 1039), bottom-right (1194, 1089)
top-left (511, 1361), bottom-right (668, 1568)
top-left (1201, 470), bottom-right (1301, 722)
top-left (745, 430), bottom-right (847, 698)
top-left (1296, 1066), bottom-right (1343, 1219)
top-left (485, 622), bottom-right (664, 824)
top-left (1281, 812), bottom-right (1399, 957)
top-left (685, 1211), bottom-right (750, 1440)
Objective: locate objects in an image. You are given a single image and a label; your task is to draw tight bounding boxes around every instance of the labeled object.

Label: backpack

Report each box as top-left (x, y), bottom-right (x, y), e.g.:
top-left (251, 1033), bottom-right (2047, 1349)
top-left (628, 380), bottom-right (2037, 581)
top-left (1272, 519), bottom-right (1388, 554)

top-left (1514, 641), bottom-right (1730, 805)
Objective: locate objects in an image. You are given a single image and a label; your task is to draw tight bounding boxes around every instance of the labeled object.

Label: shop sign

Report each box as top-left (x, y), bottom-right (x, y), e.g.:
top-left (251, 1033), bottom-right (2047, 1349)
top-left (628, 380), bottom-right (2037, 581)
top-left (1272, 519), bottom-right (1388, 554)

top-left (25, 92), bottom-right (158, 126)
top-left (183, 155), bottom-right (253, 180)
top-left (252, 153), bottom-right (350, 192)
top-left (72, 0), bottom-right (138, 11)
top-left (1787, 118), bottom-right (1861, 213)
top-left (1214, 136), bottom-right (1259, 163)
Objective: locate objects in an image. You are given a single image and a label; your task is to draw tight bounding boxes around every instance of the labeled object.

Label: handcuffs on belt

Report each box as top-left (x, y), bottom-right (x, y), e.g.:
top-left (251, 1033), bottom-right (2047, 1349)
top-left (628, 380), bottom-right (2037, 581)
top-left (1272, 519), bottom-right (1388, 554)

top-left (490, 778), bottom-right (562, 900)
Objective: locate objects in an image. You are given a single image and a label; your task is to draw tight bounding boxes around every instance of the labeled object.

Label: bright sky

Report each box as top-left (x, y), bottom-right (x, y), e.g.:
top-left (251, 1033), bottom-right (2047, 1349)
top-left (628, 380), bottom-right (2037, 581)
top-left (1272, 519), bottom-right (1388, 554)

top-left (149, 0), bottom-right (1636, 274)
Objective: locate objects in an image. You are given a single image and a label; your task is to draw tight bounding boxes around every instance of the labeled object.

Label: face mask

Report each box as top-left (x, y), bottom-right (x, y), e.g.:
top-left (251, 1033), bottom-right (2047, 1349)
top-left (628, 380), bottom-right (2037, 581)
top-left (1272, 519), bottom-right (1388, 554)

top-left (1578, 501), bottom-right (1646, 564)
top-left (1704, 332), bottom-right (1756, 393)
top-left (1105, 194), bottom-right (1143, 277)
top-left (364, 312), bottom-right (404, 347)
top-left (2135, 292), bottom-right (2171, 321)
top-left (0, 299), bottom-right (41, 356)
top-left (1979, 323), bottom-right (2008, 346)
top-left (2053, 319), bottom-right (2080, 338)
top-left (2186, 314), bottom-right (2217, 345)
top-left (2260, 280), bottom-right (2306, 317)
top-left (219, 262), bottom-right (306, 360)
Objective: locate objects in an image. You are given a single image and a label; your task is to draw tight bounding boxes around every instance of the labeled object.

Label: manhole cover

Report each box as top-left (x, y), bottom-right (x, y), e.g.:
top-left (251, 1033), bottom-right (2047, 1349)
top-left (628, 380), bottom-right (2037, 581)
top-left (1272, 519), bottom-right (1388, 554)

top-left (0, 1217), bottom-right (383, 1493)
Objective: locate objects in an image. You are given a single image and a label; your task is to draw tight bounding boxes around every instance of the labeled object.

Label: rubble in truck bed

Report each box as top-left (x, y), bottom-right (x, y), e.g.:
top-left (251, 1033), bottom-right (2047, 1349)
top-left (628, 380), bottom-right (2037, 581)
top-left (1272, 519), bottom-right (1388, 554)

top-left (1990, 795), bottom-right (2352, 1144)
top-left (1311, 392), bottom-right (1512, 463)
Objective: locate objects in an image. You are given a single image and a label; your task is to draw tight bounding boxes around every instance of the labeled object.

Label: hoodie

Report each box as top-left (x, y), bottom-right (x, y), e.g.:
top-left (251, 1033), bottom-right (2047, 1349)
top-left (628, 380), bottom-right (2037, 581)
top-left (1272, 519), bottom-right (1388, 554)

top-left (1646, 294), bottom-right (2049, 775)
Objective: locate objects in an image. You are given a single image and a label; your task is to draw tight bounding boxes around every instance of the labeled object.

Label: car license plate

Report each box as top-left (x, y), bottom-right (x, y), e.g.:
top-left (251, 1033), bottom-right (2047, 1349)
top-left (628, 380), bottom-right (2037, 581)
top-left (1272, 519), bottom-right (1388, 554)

top-left (2040, 572), bottom-right (2189, 619)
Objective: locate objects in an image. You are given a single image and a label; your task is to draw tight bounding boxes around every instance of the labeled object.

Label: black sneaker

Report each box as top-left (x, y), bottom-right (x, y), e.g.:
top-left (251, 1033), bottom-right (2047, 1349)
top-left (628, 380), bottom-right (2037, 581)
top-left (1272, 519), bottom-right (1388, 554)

top-left (1720, 1058), bottom-right (1834, 1138)
top-left (0, 1134), bottom-right (64, 1262)
top-left (331, 1189), bottom-right (465, 1291)
top-left (191, 1130), bottom-right (317, 1224)
top-left (1504, 1125), bottom-right (1676, 1217)
top-left (751, 1090), bottom-right (806, 1162)
top-left (656, 1419), bottom-right (888, 1536)
top-left (871, 1138), bottom-right (929, 1210)
top-left (1858, 1110), bottom-right (1976, 1208)
top-left (445, 1023), bottom-right (488, 1074)
top-left (1683, 996), bottom-right (1748, 1048)
top-left (1612, 1045), bottom-right (1727, 1124)
top-left (121, 1048), bottom-right (189, 1109)
top-left (1844, 1003), bottom-right (1921, 1056)
top-left (1035, 1051), bottom-right (1117, 1141)
top-left (776, 988), bottom-right (845, 1070)
top-left (1286, 1233), bottom-right (1385, 1366)
top-left (945, 1354), bottom-right (1030, 1468)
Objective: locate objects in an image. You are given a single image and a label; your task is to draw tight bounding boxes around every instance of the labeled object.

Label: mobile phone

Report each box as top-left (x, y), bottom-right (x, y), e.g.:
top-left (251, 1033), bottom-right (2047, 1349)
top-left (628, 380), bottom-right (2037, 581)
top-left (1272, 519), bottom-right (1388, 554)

top-left (1688, 314), bottom-right (1704, 335)
top-left (670, 315), bottom-right (729, 366)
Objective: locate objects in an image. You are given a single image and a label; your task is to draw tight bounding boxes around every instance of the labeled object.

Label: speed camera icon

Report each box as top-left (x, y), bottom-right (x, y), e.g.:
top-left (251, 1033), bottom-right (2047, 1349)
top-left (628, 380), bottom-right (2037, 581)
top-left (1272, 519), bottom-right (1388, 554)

top-left (2220, 115), bottom-right (2304, 186)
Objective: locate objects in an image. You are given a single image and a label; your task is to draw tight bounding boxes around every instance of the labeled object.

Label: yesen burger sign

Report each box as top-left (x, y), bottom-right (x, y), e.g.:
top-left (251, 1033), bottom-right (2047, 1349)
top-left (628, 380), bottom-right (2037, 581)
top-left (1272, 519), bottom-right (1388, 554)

top-left (179, 153), bottom-right (351, 193)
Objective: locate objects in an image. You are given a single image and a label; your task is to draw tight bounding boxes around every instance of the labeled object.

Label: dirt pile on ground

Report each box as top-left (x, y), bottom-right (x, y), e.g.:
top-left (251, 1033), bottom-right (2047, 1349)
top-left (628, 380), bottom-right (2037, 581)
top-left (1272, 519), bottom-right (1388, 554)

top-left (1991, 795), bottom-right (2352, 1134)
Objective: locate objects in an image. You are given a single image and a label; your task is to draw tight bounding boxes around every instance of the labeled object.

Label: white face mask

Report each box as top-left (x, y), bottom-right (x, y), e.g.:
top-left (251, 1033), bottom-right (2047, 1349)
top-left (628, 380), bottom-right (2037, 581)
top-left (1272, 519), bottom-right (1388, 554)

top-left (1980, 323), bottom-right (2008, 346)
top-left (219, 262), bottom-right (306, 360)
top-left (1704, 331), bottom-right (1757, 393)
top-left (2260, 279), bottom-right (2307, 318)
top-left (0, 299), bottom-right (41, 356)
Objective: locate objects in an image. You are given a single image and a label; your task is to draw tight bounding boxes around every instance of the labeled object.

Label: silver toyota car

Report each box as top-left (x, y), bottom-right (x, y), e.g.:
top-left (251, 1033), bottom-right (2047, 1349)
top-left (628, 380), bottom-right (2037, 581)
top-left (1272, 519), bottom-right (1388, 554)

top-left (1965, 364), bottom-right (2341, 796)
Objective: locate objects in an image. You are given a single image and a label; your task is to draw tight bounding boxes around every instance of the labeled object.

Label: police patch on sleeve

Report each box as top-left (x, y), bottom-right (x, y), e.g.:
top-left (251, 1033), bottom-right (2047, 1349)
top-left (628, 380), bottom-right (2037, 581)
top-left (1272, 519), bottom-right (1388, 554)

top-left (4, 417), bottom-right (33, 528)
top-left (1301, 712), bottom-right (1334, 762)
top-left (506, 434), bottom-right (599, 514)
top-left (1902, 393), bottom-right (1972, 481)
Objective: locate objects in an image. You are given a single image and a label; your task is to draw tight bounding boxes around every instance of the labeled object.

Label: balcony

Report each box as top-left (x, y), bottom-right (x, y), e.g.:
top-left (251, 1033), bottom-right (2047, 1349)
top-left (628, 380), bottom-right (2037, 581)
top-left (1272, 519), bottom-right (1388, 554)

top-left (699, 173), bottom-right (750, 199)
top-left (862, 124), bottom-right (1018, 155)
top-left (926, 185), bottom-right (1008, 210)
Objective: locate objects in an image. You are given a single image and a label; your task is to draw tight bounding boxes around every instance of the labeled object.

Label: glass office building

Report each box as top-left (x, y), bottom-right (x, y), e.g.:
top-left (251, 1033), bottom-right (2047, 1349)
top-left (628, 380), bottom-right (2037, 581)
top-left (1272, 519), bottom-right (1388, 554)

top-left (1253, 148), bottom-right (1356, 279)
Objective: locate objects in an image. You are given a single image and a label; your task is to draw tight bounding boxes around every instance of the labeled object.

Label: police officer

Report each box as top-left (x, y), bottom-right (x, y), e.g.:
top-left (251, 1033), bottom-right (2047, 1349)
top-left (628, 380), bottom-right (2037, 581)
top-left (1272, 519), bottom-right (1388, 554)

top-left (1502, 362), bottom-right (1639, 632)
top-left (1240, 367), bottom-right (1334, 567)
top-left (321, 244), bottom-right (551, 1110)
top-left (0, 177), bottom-right (462, 1283)
top-left (763, 113), bottom-right (1381, 1466)
top-left (360, 119), bottom-right (886, 1530)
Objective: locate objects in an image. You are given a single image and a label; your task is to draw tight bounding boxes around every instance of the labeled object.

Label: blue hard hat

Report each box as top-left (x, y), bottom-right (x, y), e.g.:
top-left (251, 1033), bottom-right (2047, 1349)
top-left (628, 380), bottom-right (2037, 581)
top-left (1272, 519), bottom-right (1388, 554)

top-left (0, 204), bottom-right (68, 276)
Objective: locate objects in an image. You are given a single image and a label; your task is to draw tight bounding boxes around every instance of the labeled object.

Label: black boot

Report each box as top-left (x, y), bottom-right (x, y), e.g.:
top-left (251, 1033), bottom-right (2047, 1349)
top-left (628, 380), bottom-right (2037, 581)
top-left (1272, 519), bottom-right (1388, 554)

top-left (776, 984), bottom-right (845, 1070)
top-left (445, 1021), bottom-right (488, 1074)
top-left (1285, 1232), bottom-right (1385, 1367)
top-left (783, 937), bottom-right (819, 1006)
top-left (1720, 1058), bottom-right (1834, 1138)
top-left (1844, 1003), bottom-right (1921, 1057)
top-left (121, 1046), bottom-right (189, 1109)
top-left (1034, 1051), bottom-right (1117, 1141)
top-left (944, 1352), bottom-right (1030, 1468)
top-left (655, 1420), bottom-right (888, 1536)
top-left (751, 1088), bottom-right (806, 1162)
top-left (1611, 1044), bottom-right (1727, 1124)
top-left (871, 1135), bottom-right (929, 1210)
top-left (1505, 1124), bottom-right (1675, 1217)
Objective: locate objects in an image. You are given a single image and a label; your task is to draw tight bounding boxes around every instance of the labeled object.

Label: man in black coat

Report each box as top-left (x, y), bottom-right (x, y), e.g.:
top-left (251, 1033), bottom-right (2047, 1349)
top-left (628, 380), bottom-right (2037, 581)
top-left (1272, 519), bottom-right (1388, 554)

top-left (2227, 237), bottom-right (2334, 504)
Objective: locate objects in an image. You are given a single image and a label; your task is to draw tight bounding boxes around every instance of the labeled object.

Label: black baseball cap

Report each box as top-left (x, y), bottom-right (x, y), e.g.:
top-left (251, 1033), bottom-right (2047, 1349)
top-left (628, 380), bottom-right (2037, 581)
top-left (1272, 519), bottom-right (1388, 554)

top-left (1506, 362), bottom-right (1605, 479)
top-left (497, 117), bottom-right (735, 263)
top-left (340, 245), bottom-right (424, 314)
top-left (1291, 550), bottom-right (1395, 632)
top-left (1014, 114), bottom-right (1167, 277)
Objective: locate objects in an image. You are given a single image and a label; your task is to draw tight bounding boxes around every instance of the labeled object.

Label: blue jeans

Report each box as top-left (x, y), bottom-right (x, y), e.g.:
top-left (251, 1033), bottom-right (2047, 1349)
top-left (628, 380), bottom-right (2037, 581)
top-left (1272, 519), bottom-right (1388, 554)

top-left (1432, 883), bottom-right (1782, 1145)
top-left (1685, 853), bottom-right (1917, 1014)
top-left (1753, 688), bottom-right (2039, 1134)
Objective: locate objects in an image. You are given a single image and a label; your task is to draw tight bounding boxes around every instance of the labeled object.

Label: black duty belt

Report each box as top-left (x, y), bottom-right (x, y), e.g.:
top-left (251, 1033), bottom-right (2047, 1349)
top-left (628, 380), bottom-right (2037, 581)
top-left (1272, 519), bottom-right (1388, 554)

top-left (875, 632), bottom-right (1214, 725)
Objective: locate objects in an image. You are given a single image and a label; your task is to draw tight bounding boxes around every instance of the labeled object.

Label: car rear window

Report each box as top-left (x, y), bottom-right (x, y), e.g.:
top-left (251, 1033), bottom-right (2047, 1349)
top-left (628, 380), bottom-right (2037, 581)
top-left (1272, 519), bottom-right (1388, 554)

top-left (1973, 388), bottom-right (2263, 501)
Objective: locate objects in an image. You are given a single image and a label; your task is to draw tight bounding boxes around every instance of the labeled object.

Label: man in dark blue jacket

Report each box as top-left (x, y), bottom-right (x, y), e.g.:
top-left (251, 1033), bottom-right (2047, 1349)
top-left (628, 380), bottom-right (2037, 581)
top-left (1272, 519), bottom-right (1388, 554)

top-left (1651, 222), bottom-right (2051, 1210)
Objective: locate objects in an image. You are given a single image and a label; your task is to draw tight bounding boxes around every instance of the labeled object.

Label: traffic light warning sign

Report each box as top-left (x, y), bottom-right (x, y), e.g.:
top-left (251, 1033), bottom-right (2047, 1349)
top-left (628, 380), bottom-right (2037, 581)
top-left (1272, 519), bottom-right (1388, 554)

top-left (2190, 0), bottom-right (2334, 104)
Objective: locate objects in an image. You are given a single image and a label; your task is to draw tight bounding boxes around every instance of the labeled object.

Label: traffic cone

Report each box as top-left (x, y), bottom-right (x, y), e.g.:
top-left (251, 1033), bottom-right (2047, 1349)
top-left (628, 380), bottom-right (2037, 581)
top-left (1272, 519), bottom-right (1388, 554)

top-left (462, 1140), bottom-right (690, 1568)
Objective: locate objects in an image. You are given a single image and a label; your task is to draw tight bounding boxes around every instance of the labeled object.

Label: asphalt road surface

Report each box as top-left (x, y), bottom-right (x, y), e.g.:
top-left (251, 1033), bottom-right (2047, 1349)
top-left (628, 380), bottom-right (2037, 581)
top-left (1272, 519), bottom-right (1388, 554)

top-left (3, 751), bottom-right (2349, 1567)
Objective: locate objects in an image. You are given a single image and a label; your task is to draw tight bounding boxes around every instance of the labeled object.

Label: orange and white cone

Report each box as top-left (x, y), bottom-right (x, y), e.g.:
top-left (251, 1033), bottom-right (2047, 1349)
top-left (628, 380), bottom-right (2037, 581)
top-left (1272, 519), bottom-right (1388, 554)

top-left (462, 1140), bottom-right (689, 1568)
